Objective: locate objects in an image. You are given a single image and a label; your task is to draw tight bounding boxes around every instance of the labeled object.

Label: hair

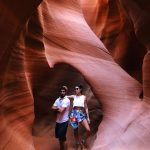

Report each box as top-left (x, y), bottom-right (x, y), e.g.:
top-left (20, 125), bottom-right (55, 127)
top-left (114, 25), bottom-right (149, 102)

top-left (75, 85), bottom-right (83, 93)
top-left (60, 85), bottom-right (68, 92)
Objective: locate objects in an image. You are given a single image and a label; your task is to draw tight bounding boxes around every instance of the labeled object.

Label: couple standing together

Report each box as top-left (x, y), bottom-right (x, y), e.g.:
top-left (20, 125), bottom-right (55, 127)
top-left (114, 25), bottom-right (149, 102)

top-left (51, 85), bottom-right (91, 150)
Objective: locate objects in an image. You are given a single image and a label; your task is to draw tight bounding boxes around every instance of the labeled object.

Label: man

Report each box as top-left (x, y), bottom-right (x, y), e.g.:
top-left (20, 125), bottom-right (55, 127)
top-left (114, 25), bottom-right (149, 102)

top-left (51, 86), bottom-right (70, 150)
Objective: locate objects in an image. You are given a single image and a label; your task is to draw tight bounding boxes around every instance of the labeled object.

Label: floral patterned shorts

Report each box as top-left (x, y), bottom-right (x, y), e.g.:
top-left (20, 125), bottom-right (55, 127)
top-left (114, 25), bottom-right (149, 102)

top-left (69, 108), bottom-right (87, 129)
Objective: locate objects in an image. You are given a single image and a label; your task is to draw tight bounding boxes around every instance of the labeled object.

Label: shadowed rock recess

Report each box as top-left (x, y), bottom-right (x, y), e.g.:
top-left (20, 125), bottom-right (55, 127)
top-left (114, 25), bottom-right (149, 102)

top-left (0, 0), bottom-right (150, 150)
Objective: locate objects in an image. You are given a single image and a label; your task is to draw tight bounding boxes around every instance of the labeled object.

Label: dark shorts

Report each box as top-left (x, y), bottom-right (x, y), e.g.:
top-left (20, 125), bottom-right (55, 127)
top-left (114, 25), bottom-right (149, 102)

top-left (55, 121), bottom-right (68, 141)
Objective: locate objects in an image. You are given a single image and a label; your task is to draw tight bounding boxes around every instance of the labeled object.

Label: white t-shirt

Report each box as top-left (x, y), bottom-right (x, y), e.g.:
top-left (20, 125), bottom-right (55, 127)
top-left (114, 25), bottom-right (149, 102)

top-left (73, 95), bottom-right (86, 107)
top-left (53, 96), bottom-right (70, 123)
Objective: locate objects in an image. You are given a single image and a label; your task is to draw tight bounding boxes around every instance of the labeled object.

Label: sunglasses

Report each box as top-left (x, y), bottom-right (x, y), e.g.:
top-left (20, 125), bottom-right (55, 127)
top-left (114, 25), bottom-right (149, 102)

top-left (75, 88), bottom-right (79, 90)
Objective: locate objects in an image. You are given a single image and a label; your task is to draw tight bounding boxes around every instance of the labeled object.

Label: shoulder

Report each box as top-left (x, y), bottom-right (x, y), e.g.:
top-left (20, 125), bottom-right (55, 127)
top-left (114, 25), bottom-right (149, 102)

top-left (62, 97), bottom-right (70, 106)
top-left (56, 97), bottom-right (60, 101)
top-left (64, 96), bottom-right (70, 102)
top-left (82, 95), bottom-right (86, 98)
top-left (82, 95), bottom-right (86, 100)
top-left (55, 97), bottom-right (60, 103)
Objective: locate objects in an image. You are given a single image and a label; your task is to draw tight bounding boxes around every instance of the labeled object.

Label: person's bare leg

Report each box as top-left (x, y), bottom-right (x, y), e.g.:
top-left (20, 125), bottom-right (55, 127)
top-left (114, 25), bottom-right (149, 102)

top-left (59, 141), bottom-right (67, 150)
top-left (74, 128), bottom-right (81, 149)
top-left (81, 119), bottom-right (91, 147)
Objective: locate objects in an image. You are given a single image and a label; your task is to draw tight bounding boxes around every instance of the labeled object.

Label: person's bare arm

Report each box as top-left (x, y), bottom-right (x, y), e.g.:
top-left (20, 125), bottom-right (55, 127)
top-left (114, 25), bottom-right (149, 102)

top-left (51, 105), bottom-right (59, 113)
top-left (58, 107), bottom-right (66, 113)
top-left (51, 105), bottom-right (58, 110)
top-left (67, 95), bottom-right (74, 100)
top-left (84, 96), bottom-right (90, 123)
top-left (51, 105), bottom-right (66, 113)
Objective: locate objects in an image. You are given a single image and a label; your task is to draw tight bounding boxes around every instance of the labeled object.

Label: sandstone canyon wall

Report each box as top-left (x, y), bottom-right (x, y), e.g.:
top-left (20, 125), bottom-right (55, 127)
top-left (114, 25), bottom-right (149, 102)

top-left (0, 0), bottom-right (150, 150)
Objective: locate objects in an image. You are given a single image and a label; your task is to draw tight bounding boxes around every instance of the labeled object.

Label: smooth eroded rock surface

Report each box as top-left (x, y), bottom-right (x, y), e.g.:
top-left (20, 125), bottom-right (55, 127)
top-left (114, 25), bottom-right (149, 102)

top-left (0, 0), bottom-right (150, 150)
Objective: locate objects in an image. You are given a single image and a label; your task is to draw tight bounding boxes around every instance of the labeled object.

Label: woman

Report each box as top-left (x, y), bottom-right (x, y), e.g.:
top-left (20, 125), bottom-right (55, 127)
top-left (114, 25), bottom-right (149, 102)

top-left (68, 85), bottom-right (90, 149)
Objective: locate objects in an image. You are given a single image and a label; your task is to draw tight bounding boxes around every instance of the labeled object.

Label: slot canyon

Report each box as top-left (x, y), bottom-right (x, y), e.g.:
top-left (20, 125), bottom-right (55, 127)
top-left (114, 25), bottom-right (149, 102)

top-left (0, 0), bottom-right (150, 150)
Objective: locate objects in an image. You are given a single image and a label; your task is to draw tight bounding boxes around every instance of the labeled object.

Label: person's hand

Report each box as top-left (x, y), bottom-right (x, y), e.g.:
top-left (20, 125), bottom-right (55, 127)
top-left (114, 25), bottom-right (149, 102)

top-left (52, 107), bottom-right (59, 113)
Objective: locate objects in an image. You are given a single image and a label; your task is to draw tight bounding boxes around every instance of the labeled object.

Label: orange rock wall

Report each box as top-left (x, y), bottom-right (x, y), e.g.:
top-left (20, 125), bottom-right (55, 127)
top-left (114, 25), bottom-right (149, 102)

top-left (0, 0), bottom-right (150, 150)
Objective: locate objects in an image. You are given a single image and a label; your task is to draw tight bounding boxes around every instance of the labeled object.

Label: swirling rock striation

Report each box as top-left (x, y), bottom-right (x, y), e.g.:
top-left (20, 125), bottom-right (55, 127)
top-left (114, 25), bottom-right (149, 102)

top-left (0, 0), bottom-right (150, 150)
